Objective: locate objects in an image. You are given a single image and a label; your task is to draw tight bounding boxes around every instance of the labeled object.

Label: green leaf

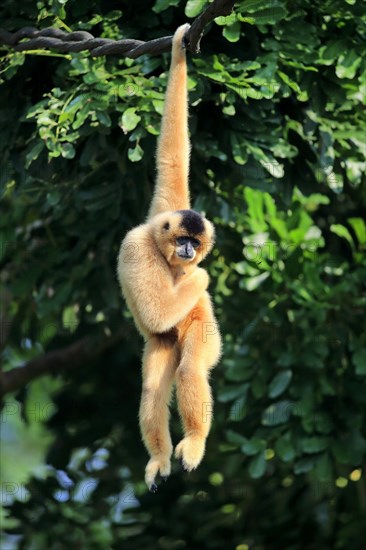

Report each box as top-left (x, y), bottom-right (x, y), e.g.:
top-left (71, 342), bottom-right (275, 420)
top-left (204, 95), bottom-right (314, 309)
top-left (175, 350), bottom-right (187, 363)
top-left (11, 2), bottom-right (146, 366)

top-left (244, 187), bottom-right (267, 231)
top-left (153, 0), bottom-right (179, 13)
top-left (104, 10), bottom-right (122, 21)
top-left (352, 348), bottom-right (366, 375)
top-left (268, 370), bottom-right (293, 398)
top-left (275, 434), bottom-right (295, 462)
top-left (121, 108), bottom-right (141, 132)
top-left (300, 437), bottom-right (329, 454)
top-left (294, 457), bottom-right (316, 474)
top-left (61, 143), bottom-right (76, 159)
top-left (103, 10), bottom-right (122, 21)
top-left (249, 451), bottom-right (266, 479)
top-left (224, 361), bottom-right (253, 382)
top-left (46, 191), bottom-right (61, 206)
top-left (336, 49), bottom-right (362, 79)
top-left (241, 272), bottom-right (270, 292)
top-left (215, 14), bottom-right (237, 26)
top-left (185, 0), bottom-right (205, 17)
top-left (277, 71), bottom-right (301, 95)
top-left (346, 432), bottom-right (366, 465)
top-left (128, 144), bottom-right (144, 162)
top-left (330, 224), bottom-right (355, 251)
top-left (223, 105), bottom-right (236, 116)
top-left (225, 430), bottom-right (247, 447)
top-left (96, 111), bottom-right (112, 127)
top-left (348, 218), bottom-right (366, 245)
top-left (218, 383), bottom-right (249, 403)
top-left (262, 400), bottom-right (293, 426)
top-left (229, 396), bottom-right (247, 421)
top-left (251, 375), bottom-right (266, 398)
top-left (241, 437), bottom-right (266, 456)
top-left (223, 21), bottom-right (241, 43)
top-left (241, 6), bottom-right (287, 25)
top-left (314, 413), bottom-right (333, 434)
top-left (25, 142), bottom-right (44, 168)
top-left (62, 306), bottom-right (79, 333)
top-left (319, 40), bottom-right (348, 65)
top-left (315, 453), bottom-right (332, 482)
top-left (65, 95), bottom-right (86, 113)
top-left (70, 58), bottom-right (90, 73)
top-left (331, 440), bottom-right (350, 464)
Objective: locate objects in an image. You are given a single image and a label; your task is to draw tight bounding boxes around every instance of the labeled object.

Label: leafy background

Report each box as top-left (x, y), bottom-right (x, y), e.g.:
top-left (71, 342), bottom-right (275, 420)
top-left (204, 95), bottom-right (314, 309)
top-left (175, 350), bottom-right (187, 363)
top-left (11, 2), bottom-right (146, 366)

top-left (1, 0), bottom-right (365, 548)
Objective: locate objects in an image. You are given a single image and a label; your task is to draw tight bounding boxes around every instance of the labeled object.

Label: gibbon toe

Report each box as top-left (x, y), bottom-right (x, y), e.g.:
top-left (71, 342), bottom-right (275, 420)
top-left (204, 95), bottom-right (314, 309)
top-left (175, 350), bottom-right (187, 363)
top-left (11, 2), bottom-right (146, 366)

top-left (145, 455), bottom-right (171, 491)
top-left (175, 436), bottom-right (206, 472)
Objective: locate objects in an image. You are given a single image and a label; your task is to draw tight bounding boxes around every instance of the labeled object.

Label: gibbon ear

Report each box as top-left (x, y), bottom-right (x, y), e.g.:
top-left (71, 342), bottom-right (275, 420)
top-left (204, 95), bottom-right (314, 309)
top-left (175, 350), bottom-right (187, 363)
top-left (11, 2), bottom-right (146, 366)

top-left (198, 219), bottom-right (215, 260)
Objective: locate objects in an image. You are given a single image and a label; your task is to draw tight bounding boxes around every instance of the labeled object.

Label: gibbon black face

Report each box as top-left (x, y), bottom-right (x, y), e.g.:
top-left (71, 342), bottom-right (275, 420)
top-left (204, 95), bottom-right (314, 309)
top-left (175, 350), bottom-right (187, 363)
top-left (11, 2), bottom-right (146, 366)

top-left (176, 235), bottom-right (201, 260)
top-left (176, 210), bottom-right (204, 261)
top-left (151, 210), bottom-right (215, 266)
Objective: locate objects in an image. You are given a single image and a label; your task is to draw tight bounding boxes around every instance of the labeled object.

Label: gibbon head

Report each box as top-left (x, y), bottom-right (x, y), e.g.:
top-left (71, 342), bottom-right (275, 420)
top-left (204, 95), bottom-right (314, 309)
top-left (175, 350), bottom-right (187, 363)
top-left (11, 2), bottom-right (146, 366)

top-left (151, 209), bottom-right (215, 267)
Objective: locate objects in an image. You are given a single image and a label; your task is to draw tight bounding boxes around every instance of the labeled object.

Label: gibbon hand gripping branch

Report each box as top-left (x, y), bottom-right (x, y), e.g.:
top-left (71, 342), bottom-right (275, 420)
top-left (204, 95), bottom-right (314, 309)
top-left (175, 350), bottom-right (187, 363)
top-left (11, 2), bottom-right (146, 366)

top-left (0, 0), bottom-right (235, 58)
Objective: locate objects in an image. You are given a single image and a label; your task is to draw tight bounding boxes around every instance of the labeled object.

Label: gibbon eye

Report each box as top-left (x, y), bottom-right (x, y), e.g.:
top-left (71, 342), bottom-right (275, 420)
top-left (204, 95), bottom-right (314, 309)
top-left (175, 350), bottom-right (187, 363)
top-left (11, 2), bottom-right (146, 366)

top-left (163, 222), bottom-right (170, 230)
top-left (176, 236), bottom-right (201, 248)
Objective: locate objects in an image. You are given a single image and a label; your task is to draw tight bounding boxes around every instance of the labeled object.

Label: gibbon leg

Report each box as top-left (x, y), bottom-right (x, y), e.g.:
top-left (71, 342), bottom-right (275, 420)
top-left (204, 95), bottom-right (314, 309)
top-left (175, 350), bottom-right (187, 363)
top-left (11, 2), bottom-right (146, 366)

top-left (139, 334), bottom-right (178, 491)
top-left (175, 312), bottom-right (221, 471)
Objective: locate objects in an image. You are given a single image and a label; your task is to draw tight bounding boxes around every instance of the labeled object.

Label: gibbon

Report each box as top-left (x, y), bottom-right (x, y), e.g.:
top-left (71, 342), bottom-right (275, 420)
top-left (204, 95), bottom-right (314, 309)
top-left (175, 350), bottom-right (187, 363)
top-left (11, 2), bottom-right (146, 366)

top-left (117, 24), bottom-right (221, 492)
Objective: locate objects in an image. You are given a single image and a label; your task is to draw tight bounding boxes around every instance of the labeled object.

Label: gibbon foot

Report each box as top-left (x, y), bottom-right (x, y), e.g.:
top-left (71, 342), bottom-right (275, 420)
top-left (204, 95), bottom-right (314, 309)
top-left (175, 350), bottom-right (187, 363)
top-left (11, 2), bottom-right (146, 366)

top-left (145, 455), bottom-right (171, 491)
top-left (149, 475), bottom-right (167, 493)
top-left (175, 435), bottom-right (206, 472)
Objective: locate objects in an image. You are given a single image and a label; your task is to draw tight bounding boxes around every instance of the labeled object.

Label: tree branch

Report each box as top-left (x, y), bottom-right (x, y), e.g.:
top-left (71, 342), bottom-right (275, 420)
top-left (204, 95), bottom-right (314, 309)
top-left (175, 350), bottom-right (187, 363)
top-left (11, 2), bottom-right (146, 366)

top-left (0, 0), bottom-right (236, 58)
top-left (0, 328), bottom-right (126, 398)
top-left (187, 0), bottom-right (236, 53)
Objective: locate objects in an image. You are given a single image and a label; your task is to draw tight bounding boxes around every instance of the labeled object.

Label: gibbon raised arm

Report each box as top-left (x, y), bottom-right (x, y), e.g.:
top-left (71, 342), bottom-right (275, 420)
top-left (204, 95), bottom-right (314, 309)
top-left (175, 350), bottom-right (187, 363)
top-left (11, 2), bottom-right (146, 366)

top-left (148, 23), bottom-right (190, 219)
top-left (118, 24), bottom-right (221, 493)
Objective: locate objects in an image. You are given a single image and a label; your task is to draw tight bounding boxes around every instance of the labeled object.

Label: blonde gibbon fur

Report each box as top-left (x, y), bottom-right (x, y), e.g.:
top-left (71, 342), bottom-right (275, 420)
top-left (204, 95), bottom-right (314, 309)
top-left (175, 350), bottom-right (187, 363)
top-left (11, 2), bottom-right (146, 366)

top-left (117, 24), bottom-right (221, 492)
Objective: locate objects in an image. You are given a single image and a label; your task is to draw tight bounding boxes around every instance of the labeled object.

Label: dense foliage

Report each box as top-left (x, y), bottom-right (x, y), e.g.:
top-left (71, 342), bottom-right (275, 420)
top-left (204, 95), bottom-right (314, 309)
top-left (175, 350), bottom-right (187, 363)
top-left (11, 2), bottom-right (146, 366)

top-left (1, 0), bottom-right (365, 548)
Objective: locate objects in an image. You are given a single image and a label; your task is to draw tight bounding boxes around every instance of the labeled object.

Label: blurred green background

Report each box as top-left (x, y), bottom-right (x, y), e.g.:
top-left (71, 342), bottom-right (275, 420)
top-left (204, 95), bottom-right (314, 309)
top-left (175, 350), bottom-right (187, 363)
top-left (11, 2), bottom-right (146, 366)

top-left (1, 0), bottom-right (365, 548)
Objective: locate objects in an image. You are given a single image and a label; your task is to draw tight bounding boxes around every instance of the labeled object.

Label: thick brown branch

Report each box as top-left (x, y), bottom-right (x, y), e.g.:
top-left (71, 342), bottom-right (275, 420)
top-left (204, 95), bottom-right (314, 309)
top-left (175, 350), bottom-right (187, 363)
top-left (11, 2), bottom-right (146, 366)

top-left (0, 0), bottom-right (236, 58)
top-left (0, 328), bottom-right (125, 398)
